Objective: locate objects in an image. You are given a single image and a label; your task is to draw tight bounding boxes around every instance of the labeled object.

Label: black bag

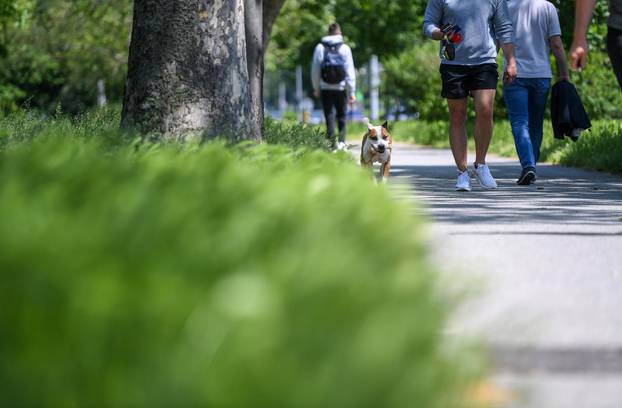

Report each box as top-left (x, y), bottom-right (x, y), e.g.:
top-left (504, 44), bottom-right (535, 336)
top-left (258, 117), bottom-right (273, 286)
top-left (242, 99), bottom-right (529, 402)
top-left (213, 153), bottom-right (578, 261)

top-left (321, 42), bottom-right (347, 84)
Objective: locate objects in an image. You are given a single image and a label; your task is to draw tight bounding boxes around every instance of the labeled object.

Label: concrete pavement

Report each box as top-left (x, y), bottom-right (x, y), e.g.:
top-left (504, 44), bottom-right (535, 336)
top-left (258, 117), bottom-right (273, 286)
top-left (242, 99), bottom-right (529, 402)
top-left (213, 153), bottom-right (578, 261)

top-left (384, 143), bottom-right (622, 408)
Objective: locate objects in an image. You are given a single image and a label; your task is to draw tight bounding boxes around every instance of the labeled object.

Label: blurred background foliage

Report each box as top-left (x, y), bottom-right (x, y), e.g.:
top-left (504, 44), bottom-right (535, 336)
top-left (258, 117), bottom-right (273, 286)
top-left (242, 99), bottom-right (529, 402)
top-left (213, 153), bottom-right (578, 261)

top-left (0, 0), bottom-right (131, 113)
top-left (0, 0), bottom-right (619, 117)
top-left (267, 0), bottom-right (620, 120)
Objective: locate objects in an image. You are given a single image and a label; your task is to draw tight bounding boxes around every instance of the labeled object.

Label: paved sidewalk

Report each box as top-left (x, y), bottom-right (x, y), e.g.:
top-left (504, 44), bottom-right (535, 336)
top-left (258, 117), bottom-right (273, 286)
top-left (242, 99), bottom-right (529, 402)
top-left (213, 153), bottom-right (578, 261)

top-left (384, 143), bottom-right (622, 408)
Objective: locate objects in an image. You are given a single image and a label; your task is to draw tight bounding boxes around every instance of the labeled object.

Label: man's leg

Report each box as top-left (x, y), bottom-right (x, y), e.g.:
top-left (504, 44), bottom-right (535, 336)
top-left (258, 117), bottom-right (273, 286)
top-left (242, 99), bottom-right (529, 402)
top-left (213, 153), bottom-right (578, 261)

top-left (527, 79), bottom-right (551, 164)
top-left (335, 91), bottom-right (348, 144)
top-left (471, 89), bottom-right (496, 165)
top-left (504, 80), bottom-right (535, 169)
top-left (607, 27), bottom-right (622, 90)
top-left (447, 98), bottom-right (469, 171)
top-left (321, 91), bottom-right (336, 144)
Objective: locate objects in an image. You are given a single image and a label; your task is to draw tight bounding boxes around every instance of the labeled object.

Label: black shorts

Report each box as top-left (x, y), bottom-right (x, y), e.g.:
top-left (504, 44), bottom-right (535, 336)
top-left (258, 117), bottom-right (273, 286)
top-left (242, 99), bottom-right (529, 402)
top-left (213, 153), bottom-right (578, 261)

top-left (440, 63), bottom-right (499, 99)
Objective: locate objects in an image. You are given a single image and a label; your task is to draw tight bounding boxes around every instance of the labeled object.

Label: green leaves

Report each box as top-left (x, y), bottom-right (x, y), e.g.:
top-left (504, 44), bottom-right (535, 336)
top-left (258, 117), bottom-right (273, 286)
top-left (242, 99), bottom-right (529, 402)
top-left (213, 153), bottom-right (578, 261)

top-left (0, 0), bottom-right (17, 20)
top-left (551, 0), bottom-right (610, 52)
top-left (267, 0), bottom-right (425, 70)
top-left (382, 42), bottom-right (446, 121)
top-left (333, 0), bottom-right (424, 63)
top-left (0, 0), bottom-right (132, 114)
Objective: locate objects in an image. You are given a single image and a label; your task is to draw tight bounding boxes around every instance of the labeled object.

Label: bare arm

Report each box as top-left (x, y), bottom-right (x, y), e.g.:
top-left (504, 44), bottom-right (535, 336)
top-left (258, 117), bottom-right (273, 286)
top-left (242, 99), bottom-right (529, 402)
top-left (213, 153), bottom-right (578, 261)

top-left (501, 43), bottom-right (517, 83)
top-left (550, 36), bottom-right (570, 81)
top-left (570, 0), bottom-right (598, 70)
top-left (423, 0), bottom-right (445, 41)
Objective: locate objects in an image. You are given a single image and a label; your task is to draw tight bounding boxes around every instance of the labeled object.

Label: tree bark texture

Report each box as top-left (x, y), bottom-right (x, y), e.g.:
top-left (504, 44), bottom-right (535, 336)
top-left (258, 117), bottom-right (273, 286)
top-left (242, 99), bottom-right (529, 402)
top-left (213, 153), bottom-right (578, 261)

top-left (243, 0), bottom-right (285, 140)
top-left (244, 0), bottom-right (263, 141)
top-left (122, 0), bottom-right (256, 141)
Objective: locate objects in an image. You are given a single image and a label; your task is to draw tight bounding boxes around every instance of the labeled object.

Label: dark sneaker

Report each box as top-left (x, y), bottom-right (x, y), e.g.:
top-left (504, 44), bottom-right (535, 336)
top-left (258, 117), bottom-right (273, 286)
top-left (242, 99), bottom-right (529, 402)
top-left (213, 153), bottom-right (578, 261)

top-left (517, 167), bottom-right (536, 185)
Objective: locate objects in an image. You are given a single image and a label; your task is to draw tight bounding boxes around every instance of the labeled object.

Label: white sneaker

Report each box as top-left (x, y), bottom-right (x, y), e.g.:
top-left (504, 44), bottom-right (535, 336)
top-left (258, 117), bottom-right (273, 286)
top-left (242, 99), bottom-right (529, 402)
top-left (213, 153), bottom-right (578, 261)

top-left (455, 169), bottom-right (472, 191)
top-left (474, 163), bottom-right (498, 189)
top-left (337, 141), bottom-right (348, 151)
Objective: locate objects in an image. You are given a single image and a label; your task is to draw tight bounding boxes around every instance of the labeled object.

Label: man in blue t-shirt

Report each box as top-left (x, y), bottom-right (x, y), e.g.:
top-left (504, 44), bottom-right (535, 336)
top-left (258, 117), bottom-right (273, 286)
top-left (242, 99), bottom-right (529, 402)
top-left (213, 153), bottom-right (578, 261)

top-left (424, 0), bottom-right (517, 192)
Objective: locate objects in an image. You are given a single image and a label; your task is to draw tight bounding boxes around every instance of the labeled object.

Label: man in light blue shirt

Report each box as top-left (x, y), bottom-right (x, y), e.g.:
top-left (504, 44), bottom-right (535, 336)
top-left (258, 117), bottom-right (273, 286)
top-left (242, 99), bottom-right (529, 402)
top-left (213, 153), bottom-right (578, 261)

top-left (504, 0), bottom-right (570, 185)
top-left (424, 0), bottom-right (518, 191)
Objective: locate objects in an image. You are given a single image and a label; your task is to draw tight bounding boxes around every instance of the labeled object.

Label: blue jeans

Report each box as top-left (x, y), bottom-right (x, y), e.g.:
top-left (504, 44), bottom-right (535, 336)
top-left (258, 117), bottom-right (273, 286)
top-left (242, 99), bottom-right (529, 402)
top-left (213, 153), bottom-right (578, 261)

top-left (503, 78), bottom-right (551, 170)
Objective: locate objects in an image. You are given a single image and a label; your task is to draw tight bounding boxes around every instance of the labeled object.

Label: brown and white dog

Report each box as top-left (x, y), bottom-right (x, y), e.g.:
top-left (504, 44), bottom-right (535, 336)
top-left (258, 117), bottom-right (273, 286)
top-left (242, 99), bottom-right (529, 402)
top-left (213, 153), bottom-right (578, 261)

top-left (360, 118), bottom-right (393, 183)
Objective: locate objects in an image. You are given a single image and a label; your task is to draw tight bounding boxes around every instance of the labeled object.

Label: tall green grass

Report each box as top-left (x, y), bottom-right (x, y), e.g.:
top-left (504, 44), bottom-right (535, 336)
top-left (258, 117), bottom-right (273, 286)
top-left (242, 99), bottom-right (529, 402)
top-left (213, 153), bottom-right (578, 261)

top-left (353, 119), bottom-right (622, 174)
top-left (263, 117), bottom-right (332, 151)
top-left (0, 110), bottom-right (479, 407)
top-left (543, 121), bottom-right (622, 173)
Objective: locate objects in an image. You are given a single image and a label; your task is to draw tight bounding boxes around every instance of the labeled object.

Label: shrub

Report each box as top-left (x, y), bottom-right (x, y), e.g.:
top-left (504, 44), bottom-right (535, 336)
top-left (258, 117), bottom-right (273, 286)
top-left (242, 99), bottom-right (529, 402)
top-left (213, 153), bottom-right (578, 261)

top-left (0, 105), bottom-right (124, 144)
top-left (386, 118), bottom-right (622, 174)
top-left (383, 42), bottom-right (447, 121)
top-left (382, 44), bottom-right (621, 125)
top-left (0, 113), bottom-right (476, 407)
top-left (554, 120), bottom-right (622, 173)
top-left (571, 51), bottom-right (622, 119)
top-left (0, 109), bottom-right (330, 151)
top-left (263, 117), bottom-right (331, 150)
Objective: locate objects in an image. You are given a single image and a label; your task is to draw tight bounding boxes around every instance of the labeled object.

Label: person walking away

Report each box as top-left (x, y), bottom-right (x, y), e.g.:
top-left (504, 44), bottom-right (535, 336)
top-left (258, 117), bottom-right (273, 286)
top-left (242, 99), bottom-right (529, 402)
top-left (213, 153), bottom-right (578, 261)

top-left (311, 23), bottom-right (356, 151)
top-left (571, 0), bottom-right (622, 89)
top-left (424, 0), bottom-right (518, 191)
top-left (504, 0), bottom-right (570, 185)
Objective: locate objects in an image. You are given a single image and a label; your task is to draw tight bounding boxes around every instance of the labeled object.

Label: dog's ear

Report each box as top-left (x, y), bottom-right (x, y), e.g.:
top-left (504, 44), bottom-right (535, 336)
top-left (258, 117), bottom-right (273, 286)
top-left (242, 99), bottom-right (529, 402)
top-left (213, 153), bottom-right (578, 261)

top-left (382, 121), bottom-right (389, 130)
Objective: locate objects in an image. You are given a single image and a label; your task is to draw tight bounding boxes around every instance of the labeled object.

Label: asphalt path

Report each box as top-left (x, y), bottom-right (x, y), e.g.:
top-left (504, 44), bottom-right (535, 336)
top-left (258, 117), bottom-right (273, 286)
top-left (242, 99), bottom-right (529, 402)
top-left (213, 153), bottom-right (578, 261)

top-left (369, 142), bottom-right (622, 408)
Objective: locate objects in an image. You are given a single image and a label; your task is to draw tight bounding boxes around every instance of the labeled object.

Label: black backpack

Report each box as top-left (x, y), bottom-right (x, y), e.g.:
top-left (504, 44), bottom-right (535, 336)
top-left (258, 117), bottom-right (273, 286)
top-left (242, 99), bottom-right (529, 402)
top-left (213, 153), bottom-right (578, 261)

top-left (320, 42), bottom-right (347, 84)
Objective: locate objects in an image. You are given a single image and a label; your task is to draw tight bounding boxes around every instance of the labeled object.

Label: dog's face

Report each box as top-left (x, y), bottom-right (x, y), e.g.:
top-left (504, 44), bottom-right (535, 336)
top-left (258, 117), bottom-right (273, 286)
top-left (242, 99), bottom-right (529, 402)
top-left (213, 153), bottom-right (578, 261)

top-left (365, 121), bottom-right (392, 155)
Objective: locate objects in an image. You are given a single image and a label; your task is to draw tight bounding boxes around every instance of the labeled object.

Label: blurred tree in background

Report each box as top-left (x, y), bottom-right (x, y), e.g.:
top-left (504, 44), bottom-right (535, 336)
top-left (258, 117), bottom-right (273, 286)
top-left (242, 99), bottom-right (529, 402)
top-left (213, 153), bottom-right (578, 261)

top-left (382, 43), bottom-right (445, 120)
top-left (0, 0), bottom-right (131, 113)
top-left (0, 0), bottom-right (619, 118)
top-left (266, 0), bottom-right (332, 71)
top-left (552, 0), bottom-right (610, 52)
top-left (266, 0), bottom-right (422, 70)
top-left (333, 0), bottom-right (423, 64)
top-left (268, 0), bottom-right (620, 120)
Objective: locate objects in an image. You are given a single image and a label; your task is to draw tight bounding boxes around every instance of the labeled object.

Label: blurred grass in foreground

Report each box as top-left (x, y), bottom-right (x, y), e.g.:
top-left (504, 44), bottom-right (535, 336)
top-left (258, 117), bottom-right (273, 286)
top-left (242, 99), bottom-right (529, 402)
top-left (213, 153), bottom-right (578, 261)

top-left (346, 119), bottom-right (622, 174)
top-left (0, 109), bottom-right (482, 407)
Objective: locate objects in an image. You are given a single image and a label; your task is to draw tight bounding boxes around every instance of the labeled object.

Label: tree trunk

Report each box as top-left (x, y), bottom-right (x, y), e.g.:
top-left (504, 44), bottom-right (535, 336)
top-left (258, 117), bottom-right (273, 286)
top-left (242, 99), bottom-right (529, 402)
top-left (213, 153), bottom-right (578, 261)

top-left (122, 0), bottom-right (256, 142)
top-left (244, 0), bottom-right (263, 141)
top-left (243, 0), bottom-right (285, 140)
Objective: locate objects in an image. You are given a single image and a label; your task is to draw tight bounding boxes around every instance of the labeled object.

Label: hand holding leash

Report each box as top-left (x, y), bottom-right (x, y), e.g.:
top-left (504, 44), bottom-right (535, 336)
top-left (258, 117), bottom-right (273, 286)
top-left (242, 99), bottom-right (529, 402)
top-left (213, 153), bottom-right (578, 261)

top-left (441, 24), bottom-right (463, 44)
top-left (440, 24), bottom-right (463, 61)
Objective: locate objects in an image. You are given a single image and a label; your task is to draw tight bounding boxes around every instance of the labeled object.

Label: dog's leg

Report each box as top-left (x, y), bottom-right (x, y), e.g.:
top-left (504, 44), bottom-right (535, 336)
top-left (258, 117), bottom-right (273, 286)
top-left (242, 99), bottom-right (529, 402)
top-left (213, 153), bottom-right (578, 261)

top-left (381, 160), bottom-right (391, 184)
top-left (360, 134), bottom-right (368, 166)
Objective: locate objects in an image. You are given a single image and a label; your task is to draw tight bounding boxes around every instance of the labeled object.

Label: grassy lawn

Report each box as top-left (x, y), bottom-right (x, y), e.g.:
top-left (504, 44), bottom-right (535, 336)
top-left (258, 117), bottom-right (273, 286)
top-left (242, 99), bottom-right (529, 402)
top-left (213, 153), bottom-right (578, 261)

top-left (346, 119), bottom-right (622, 174)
